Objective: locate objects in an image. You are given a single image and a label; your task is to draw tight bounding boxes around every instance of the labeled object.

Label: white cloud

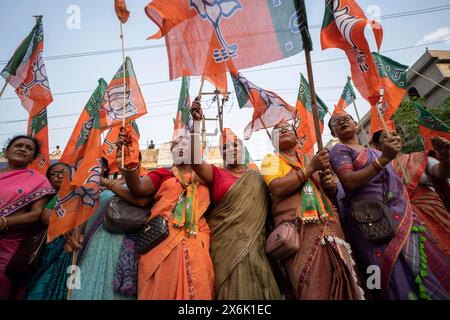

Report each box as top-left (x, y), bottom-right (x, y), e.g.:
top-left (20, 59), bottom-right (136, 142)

top-left (416, 27), bottom-right (450, 45)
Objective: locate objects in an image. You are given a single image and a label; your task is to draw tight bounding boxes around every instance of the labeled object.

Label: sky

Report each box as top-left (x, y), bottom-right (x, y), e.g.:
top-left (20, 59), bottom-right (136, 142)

top-left (0, 0), bottom-right (449, 164)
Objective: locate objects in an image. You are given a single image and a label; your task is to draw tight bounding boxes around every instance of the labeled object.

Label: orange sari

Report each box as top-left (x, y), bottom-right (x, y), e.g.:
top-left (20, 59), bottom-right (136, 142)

top-left (137, 170), bottom-right (215, 300)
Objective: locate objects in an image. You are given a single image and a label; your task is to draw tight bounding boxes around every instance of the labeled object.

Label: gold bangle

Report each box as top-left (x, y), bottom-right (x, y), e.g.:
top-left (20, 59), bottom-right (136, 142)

top-left (373, 159), bottom-right (384, 171)
top-left (0, 217), bottom-right (7, 232)
top-left (300, 167), bottom-right (309, 180)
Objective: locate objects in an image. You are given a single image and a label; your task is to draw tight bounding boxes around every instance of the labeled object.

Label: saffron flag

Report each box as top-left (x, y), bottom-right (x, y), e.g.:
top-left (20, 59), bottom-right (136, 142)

top-left (336, 76), bottom-right (356, 110)
top-left (370, 52), bottom-right (408, 136)
top-left (295, 74), bottom-right (329, 155)
top-left (102, 121), bottom-right (140, 173)
top-left (321, 0), bottom-right (382, 106)
top-left (115, 0), bottom-right (130, 24)
top-left (99, 57), bottom-right (147, 129)
top-left (173, 76), bottom-right (192, 139)
top-left (60, 79), bottom-right (108, 164)
top-left (145, 0), bottom-right (313, 89)
top-left (414, 102), bottom-right (450, 150)
top-left (1, 16), bottom-right (53, 118)
top-left (230, 68), bottom-right (294, 140)
top-left (47, 84), bottom-right (106, 242)
top-left (27, 109), bottom-right (50, 175)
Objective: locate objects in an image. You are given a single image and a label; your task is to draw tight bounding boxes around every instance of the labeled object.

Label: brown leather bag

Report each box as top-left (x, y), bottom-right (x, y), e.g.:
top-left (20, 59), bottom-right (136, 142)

top-left (265, 221), bottom-right (299, 260)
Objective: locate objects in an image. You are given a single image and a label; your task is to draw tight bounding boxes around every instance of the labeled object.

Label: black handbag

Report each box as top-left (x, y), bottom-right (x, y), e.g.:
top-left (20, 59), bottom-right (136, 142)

top-left (103, 195), bottom-right (152, 234)
top-left (350, 171), bottom-right (395, 243)
top-left (5, 227), bottom-right (48, 284)
top-left (135, 215), bottom-right (169, 255)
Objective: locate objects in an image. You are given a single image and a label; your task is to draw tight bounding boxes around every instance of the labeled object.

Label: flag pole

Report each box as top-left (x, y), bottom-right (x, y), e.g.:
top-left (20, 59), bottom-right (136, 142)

top-left (215, 88), bottom-right (224, 134)
top-left (259, 117), bottom-right (273, 141)
top-left (120, 22), bottom-right (126, 169)
top-left (304, 47), bottom-right (324, 151)
top-left (66, 227), bottom-right (79, 300)
top-left (197, 78), bottom-right (206, 150)
top-left (351, 98), bottom-right (370, 146)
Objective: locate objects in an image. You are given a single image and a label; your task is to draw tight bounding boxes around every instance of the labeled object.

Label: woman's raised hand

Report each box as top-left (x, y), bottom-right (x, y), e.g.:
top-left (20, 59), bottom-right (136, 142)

top-left (380, 136), bottom-right (401, 164)
top-left (190, 97), bottom-right (203, 121)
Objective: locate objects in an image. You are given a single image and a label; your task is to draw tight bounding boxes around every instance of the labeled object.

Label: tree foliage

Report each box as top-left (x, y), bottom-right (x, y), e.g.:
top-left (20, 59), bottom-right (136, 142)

top-left (392, 96), bottom-right (450, 153)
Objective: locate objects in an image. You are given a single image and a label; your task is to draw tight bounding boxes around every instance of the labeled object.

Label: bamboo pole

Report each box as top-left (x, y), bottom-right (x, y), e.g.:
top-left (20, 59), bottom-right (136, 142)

top-left (120, 22), bottom-right (126, 169)
top-left (215, 88), bottom-right (224, 134)
top-left (304, 47), bottom-right (324, 151)
top-left (351, 98), bottom-right (370, 147)
top-left (66, 227), bottom-right (79, 300)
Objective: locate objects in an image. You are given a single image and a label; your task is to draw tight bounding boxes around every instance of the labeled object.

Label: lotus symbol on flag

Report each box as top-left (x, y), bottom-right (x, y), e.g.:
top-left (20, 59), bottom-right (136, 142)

top-left (55, 159), bottom-right (101, 218)
top-left (331, 0), bottom-right (368, 73)
top-left (17, 50), bottom-right (51, 97)
top-left (103, 135), bottom-right (116, 155)
top-left (75, 118), bottom-right (94, 148)
top-left (374, 87), bottom-right (387, 117)
top-left (103, 83), bottom-right (137, 123)
top-left (189, 0), bottom-right (242, 63)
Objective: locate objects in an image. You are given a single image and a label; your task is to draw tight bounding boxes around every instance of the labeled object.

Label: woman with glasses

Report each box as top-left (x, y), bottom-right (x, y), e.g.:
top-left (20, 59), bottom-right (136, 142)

top-left (27, 162), bottom-right (71, 300)
top-left (328, 111), bottom-right (449, 300)
top-left (0, 135), bottom-right (54, 300)
top-left (189, 98), bottom-right (281, 300)
top-left (260, 120), bottom-right (365, 300)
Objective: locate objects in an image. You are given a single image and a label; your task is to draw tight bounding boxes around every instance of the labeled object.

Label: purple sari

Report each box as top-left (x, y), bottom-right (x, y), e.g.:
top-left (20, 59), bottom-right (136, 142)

top-left (0, 169), bottom-right (54, 300)
top-left (330, 144), bottom-right (449, 300)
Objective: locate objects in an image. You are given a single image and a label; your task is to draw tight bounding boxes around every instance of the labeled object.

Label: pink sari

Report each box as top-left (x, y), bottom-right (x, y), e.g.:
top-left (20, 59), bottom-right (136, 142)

top-left (0, 169), bottom-right (53, 300)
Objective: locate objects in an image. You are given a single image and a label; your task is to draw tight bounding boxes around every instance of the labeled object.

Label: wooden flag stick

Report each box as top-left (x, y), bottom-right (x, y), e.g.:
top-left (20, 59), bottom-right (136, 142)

top-left (375, 107), bottom-right (410, 184)
top-left (215, 88), bottom-right (224, 134)
top-left (197, 78), bottom-right (205, 98)
top-left (0, 82), bottom-right (7, 98)
top-left (66, 227), bottom-right (79, 300)
top-left (304, 47), bottom-right (324, 151)
top-left (259, 117), bottom-right (273, 141)
top-left (120, 22), bottom-right (126, 168)
top-left (351, 98), bottom-right (370, 147)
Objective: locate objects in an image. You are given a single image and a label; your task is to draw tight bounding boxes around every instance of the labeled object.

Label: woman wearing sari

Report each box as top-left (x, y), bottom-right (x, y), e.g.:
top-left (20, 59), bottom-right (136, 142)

top-left (62, 157), bottom-right (150, 300)
top-left (0, 135), bottom-right (54, 299)
top-left (372, 123), bottom-right (450, 258)
top-left (260, 121), bottom-right (365, 300)
top-left (189, 99), bottom-right (281, 300)
top-left (27, 162), bottom-right (72, 300)
top-left (329, 112), bottom-right (449, 300)
top-left (120, 131), bottom-right (215, 300)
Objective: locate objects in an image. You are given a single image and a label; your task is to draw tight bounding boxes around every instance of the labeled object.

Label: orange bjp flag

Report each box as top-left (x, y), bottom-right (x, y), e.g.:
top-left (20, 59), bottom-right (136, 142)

top-left (27, 109), bottom-right (50, 175)
top-left (115, 0), bottom-right (130, 24)
top-left (47, 80), bottom-right (107, 241)
top-left (321, 0), bottom-right (382, 106)
top-left (99, 57), bottom-right (147, 130)
top-left (145, 0), bottom-right (313, 90)
top-left (102, 121), bottom-right (140, 173)
top-left (370, 52), bottom-right (408, 136)
top-left (229, 66), bottom-right (295, 140)
top-left (47, 113), bottom-right (103, 242)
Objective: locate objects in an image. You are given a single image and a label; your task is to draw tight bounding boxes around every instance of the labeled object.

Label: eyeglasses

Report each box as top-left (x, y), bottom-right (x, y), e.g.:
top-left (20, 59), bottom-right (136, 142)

top-left (50, 170), bottom-right (67, 177)
top-left (274, 125), bottom-right (294, 133)
top-left (330, 115), bottom-right (353, 128)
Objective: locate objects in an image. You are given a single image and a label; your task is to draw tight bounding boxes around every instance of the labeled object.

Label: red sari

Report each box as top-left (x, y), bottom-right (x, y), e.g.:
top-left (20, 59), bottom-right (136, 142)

top-left (394, 152), bottom-right (450, 257)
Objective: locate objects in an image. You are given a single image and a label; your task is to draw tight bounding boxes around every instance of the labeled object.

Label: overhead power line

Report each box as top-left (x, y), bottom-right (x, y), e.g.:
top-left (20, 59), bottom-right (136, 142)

top-left (1, 39), bottom-right (446, 102)
top-left (0, 4), bottom-right (448, 65)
